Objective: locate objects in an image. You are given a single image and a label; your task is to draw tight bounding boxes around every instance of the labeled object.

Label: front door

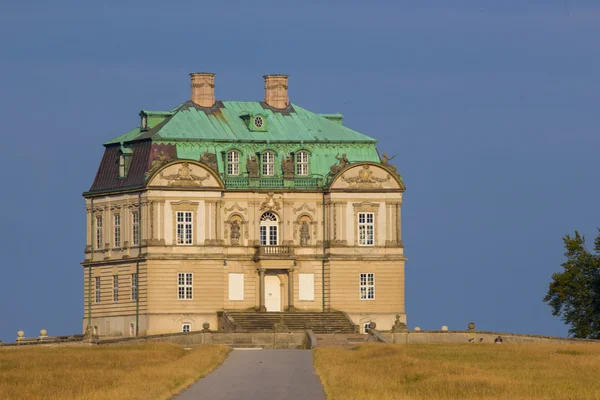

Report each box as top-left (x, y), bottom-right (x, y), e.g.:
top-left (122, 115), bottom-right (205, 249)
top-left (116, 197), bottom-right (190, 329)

top-left (265, 275), bottom-right (281, 312)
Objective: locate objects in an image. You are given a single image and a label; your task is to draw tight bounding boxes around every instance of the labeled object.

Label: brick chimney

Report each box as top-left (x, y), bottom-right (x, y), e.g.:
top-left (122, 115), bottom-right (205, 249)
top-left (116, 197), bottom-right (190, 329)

top-left (264, 74), bottom-right (289, 109)
top-left (190, 72), bottom-right (215, 107)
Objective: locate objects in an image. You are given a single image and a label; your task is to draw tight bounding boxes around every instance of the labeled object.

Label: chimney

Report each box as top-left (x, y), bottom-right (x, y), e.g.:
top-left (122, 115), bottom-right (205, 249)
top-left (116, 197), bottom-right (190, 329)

top-left (264, 74), bottom-right (289, 109)
top-left (190, 72), bottom-right (215, 107)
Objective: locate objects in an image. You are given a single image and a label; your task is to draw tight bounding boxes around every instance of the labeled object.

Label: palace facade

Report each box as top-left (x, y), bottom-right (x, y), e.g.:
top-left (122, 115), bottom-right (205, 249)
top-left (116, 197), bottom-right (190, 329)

top-left (82, 73), bottom-right (406, 337)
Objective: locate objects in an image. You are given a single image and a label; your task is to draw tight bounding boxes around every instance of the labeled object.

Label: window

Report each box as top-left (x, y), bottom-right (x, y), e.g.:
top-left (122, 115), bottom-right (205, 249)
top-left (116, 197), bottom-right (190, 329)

top-left (254, 116), bottom-right (264, 128)
top-left (262, 151), bottom-right (275, 176)
top-left (259, 212), bottom-right (278, 246)
top-left (114, 214), bottom-right (121, 248)
top-left (118, 155), bottom-right (126, 178)
top-left (178, 273), bottom-right (193, 300)
top-left (95, 216), bottom-right (103, 250)
top-left (132, 211), bottom-right (140, 246)
top-left (95, 277), bottom-right (101, 303)
top-left (227, 150), bottom-right (240, 175)
top-left (228, 273), bottom-right (244, 301)
top-left (113, 275), bottom-right (119, 302)
top-left (358, 212), bottom-right (374, 246)
top-left (360, 273), bottom-right (375, 300)
top-left (182, 323), bottom-right (191, 333)
top-left (296, 151), bottom-right (309, 176)
top-left (131, 273), bottom-right (138, 301)
top-left (176, 211), bottom-right (193, 245)
top-left (363, 322), bottom-right (372, 334)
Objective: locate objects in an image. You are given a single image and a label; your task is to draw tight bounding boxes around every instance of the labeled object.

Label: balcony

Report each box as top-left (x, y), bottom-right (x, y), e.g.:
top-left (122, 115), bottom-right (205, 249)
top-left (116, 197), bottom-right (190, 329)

top-left (223, 177), bottom-right (322, 189)
top-left (254, 245), bottom-right (295, 260)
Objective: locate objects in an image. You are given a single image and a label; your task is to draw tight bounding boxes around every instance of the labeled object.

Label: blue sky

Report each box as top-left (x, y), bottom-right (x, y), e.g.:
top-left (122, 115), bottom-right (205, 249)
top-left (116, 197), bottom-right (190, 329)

top-left (0, 0), bottom-right (598, 342)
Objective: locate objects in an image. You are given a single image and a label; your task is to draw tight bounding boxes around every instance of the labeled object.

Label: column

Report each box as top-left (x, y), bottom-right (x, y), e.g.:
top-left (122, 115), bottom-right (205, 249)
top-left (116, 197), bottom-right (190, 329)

top-left (287, 268), bottom-right (295, 311)
top-left (397, 203), bottom-right (402, 246)
top-left (258, 268), bottom-right (266, 312)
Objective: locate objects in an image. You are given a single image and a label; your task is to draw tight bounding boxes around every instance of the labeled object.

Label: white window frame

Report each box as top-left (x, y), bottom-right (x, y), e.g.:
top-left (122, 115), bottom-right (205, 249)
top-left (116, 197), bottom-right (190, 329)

top-left (358, 212), bottom-right (375, 246)
top-left (176, 211), bottom-right (193, 245)
top-left (360, 273), bottom-right (375, 300)
top-left (113, 275), bottom-right (119, 303)
top-left (363, 322), bottom-right (372, 334)
top-left (259, 212), bottom-right (278, 246)
top-left (178, 273), bottom-right (193, 300)
top-left (131, 273), bottom-right (138, 301)
top-left (95, 277), bottom-right (101, 304)
top-left (132, 211), bottom-right (140, 246)
top-left (114, 213), bottom-right (121, 248)
top-left (227, 150), bottom-right (240, 176)
top-left (262, 151), bottom-right (275, 176)
top-left (296, 151), bottom-right (309, 176)
top-left (182, 323), bottom-right (191, 333)
top-left (95, 215), bottom-right (103, 250)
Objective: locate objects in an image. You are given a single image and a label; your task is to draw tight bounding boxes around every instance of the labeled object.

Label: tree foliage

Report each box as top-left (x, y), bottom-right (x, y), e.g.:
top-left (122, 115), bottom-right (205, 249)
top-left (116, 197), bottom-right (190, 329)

top-left (544, 230), bottom-right (600, 338)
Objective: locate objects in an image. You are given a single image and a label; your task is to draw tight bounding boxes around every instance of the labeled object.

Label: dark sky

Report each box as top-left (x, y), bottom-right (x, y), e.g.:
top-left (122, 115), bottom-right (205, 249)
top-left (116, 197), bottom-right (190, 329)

top-left (0, 0), bottom-right (598, 342)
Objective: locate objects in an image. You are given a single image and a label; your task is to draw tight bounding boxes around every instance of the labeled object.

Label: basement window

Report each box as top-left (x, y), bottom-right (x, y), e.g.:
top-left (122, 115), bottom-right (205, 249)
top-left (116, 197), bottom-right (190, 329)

top-left (182, 323), bottom-right (191, 333)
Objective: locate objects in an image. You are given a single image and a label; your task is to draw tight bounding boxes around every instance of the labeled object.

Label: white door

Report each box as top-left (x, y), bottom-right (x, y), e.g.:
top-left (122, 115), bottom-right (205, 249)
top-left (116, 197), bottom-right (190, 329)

top-left (265, 275), bottom-right (281, 312)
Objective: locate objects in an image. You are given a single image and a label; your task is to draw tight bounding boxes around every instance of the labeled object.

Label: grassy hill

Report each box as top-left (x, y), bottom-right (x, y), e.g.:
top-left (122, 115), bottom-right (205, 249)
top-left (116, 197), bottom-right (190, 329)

top-left (0, 343), bottom-right (229, 400)
top-left (314, 343), bottom-right (600, 400)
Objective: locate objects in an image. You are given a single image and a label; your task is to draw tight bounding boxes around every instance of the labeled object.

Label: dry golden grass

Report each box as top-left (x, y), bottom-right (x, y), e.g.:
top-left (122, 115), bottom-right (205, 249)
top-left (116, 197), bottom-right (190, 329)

top-left (0, 343), bottom-right (230, 400)
top-left (314, 343), bottom-right (600, 400)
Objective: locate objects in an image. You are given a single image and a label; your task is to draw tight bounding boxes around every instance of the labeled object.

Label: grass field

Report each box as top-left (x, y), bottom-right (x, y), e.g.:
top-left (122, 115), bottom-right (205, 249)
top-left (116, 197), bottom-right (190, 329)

top-left (314, 343), bottom-right (600, 400)
top-left (0, 343), bottom-right (230, 400)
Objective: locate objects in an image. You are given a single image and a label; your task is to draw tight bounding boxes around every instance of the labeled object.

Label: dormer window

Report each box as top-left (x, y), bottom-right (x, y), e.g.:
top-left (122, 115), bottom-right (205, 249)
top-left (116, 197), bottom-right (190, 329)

top-left (119, 154), bottom-right (126, 178)
top-left (118, 146), bottom-right (133, 178)
top-left (296, 151), bottom-right (309, 176)
top-left (262, 151), bottom-right (275, 176)
top-left (243, 112), bottom-right (267, 132)
top-left (141, 115), bottom-right (148, 131)
top-left (254, 116), bottom-right (264, 128)
top-left (227, 150), bottom-right (240, 175)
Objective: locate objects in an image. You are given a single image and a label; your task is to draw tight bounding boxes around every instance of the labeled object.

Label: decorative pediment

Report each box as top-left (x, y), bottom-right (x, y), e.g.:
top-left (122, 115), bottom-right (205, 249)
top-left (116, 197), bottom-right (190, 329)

top-left (224, 202), bottom-right (248, 214)
top-left (259, 192), bottom-right (281, 212)
top-left (329, 163), bottom-right (405, 191)
top-left (293, 203), bottom-right (316, 214)
top-left (147, 161), bottom-right (224, 189)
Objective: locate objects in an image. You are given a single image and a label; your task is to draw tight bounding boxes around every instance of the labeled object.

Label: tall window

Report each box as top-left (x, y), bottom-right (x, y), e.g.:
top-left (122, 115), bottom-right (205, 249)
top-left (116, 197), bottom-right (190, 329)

top-left (227, 150), bottom-right (240, 175)
top-left (360, 273), bottom-right (375, 300)
top-left (114, 214), bottom-right (121, 248)
top-left (176, 211), bottom-right (193, 245)
top-left (259, 212), bottom-right (278, 246)
top-left (132, 211), bottom-right (140, 246)
top-left (118, 154), bottom-right (126, 178)
top-left (178, 273), bottom-right (193, 300)
top-left (296, 151), bottom-right (309, 176)
top-left (95, 277), bottom-right (101, 303)
top-left (262, 151), bottom-right (275, 176)
top-left (95, 216), bottom-right (103, 250)
top-left (113, 275), bottom-right (119, 302)
top-left (131, 273), bottom-right (138, 301)
top-left (358, 212), bottom-right (374, 246)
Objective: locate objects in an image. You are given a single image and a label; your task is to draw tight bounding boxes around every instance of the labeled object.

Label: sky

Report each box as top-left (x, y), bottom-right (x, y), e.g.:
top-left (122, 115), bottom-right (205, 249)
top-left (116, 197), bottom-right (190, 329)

top-left (0, 0), bottom-right (599, 342)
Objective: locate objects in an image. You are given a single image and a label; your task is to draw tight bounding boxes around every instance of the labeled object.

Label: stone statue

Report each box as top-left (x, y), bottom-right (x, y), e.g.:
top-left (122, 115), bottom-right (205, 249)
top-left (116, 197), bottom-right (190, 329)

top-left (149, 149), bottom-right (169, 172)
top-left (329, 153), bottom-right (349, 175)
top-left (200, 152), bottom-right (218, 172)
top-left (380, 152), bottom-right (398, 174)
top-left (300, 221), bottom-right (310, 246)
top-left (282, 154), bottom-right (294, 179)
top-left (247, 155), bottom-right (259, 178)
top-left (391, 314), bottom-right (408, 332)
top-left (230, 220), bottom-right (241, 245)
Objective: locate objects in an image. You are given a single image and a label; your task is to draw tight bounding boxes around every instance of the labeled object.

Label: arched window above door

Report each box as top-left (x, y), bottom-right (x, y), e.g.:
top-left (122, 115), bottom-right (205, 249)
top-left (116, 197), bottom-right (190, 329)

top-left (260, 212), bottom-right (278, 246)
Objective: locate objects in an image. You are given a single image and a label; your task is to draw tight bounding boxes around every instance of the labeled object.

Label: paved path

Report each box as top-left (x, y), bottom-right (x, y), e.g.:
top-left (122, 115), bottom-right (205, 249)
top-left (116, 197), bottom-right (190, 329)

top-left (175, 349), bottom-right (326, 400)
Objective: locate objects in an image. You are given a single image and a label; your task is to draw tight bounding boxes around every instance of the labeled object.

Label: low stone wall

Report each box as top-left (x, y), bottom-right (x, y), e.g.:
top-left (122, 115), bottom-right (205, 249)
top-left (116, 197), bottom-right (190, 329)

top-left (96, 330), bottom-right (307, 349)
top-left (382, 330), bottom-right (600, 345)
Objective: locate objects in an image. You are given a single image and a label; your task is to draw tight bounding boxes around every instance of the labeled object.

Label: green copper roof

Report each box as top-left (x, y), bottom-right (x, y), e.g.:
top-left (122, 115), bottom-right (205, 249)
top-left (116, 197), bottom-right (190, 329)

top-left (105, 127), bottom-right (141, 145)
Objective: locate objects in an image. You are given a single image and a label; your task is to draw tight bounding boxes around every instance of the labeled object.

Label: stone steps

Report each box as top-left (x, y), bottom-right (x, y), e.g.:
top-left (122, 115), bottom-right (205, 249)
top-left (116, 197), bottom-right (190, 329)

top-left (226, 311), bottom-right (356, 334)
top-left (314, 333), bottom-right (369, 348)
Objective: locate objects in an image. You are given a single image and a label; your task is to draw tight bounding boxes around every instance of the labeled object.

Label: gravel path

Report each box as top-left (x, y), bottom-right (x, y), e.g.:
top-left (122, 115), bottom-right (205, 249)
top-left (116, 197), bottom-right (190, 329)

top-left (175, 349), bottom-right (326, 400)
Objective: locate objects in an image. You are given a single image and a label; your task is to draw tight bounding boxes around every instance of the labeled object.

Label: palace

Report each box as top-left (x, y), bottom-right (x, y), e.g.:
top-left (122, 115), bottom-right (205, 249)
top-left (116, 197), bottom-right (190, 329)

top-left (82, 73), bottom-right (406, 337)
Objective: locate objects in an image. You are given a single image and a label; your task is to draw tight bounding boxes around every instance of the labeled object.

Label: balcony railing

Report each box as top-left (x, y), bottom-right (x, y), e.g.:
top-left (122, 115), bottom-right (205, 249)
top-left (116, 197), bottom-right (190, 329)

top-left (223, 177), bottom-right (322, 189)
top-left (255, 245), bottom-right (294, 259)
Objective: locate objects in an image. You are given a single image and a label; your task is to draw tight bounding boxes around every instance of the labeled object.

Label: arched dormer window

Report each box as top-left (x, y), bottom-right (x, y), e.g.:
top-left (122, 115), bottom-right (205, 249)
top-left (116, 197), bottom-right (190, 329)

top-left (227, 150), bottom-right (241, 175)
top-left (296, 151), bottom-right (309, 176)
top-left (262, 151), bottom-right (275, 176)
top-left (260, 212), bottom-right (278, 246)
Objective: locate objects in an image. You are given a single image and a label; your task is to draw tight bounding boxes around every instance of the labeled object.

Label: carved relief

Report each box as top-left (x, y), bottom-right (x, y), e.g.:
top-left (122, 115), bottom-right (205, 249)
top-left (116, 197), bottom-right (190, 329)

top-left (160, 163), bottom-right (211, 187)
top-left (247, 155), bottom-right (259, 178)
top-left (293, 203), bottom-right (316, 214)
top-left (341, 165), bottom-right (390, 189)
top-left (199, 152), bottom-right (218, 172)
top-left (259, 192), bottom-right (281, 212)
top-left (224, 203), bottom-right (247, 214)
top-left (282, 154), bottom-right (294, 179)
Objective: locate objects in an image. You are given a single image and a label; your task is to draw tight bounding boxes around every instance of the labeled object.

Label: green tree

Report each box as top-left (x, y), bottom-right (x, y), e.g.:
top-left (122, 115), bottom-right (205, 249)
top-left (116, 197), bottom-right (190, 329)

top-left (544, 231), bottom-right (600, 338)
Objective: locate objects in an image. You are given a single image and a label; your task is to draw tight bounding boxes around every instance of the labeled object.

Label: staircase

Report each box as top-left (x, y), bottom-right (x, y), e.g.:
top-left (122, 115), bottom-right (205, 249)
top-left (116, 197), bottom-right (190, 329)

top-left (314, 333), bottom-right (369, 349)
top-left (225, 311), bottom-right (356, 334)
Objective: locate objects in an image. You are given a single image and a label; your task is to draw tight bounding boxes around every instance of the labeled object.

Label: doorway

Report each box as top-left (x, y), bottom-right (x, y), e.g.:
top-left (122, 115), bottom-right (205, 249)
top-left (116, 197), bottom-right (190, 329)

top-left (265, 275), bottom-right (281, 312)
